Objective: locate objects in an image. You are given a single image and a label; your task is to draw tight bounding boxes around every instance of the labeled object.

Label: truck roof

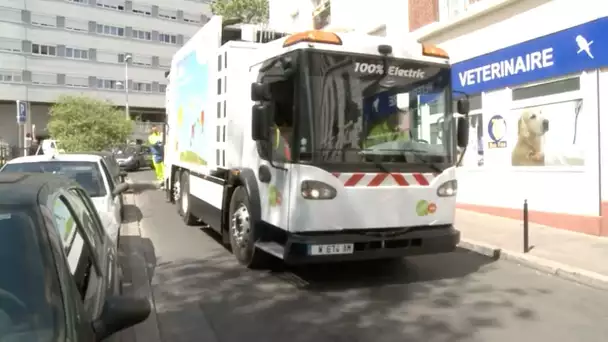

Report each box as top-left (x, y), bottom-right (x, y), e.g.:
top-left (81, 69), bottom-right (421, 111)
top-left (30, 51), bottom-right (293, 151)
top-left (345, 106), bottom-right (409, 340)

top-left (170, 16), bottom-right (450, 78)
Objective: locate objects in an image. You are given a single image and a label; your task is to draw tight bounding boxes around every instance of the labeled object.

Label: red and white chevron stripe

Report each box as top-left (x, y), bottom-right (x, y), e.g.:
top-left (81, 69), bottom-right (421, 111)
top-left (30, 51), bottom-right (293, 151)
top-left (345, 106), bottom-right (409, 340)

top-left (331, 172), bottom-right (436, 187)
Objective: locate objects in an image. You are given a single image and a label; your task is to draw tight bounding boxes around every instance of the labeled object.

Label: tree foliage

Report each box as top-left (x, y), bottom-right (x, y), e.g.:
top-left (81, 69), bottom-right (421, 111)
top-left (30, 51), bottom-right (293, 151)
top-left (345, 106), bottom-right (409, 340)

top-left (210, 0), bottom-right (269, 24)
top-left (48, 95), bottom-right (132, 152)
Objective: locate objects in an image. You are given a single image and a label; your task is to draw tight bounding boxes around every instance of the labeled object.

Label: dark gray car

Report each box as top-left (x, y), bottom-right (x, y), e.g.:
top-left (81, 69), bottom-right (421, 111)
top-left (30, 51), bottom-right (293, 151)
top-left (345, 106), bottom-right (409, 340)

top-left (0, 172), bottom-right (150, 341)
top-left (111, 145), bottom-right (151, 172)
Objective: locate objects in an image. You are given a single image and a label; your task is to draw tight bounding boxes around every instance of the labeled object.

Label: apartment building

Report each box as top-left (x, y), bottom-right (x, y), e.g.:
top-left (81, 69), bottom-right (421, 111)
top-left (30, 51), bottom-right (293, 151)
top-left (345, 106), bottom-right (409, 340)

top-left (0, 0), bottom-right (211, 146)
top-left (407, 0), bottom-right (608, 236)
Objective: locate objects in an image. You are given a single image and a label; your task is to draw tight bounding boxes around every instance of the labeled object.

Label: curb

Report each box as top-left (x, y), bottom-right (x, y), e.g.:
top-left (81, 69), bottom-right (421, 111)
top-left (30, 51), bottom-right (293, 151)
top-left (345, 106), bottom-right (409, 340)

top-left (120, 193), bottom-right (163, 342)
top-left (458, 238), bottom-right (608, 291)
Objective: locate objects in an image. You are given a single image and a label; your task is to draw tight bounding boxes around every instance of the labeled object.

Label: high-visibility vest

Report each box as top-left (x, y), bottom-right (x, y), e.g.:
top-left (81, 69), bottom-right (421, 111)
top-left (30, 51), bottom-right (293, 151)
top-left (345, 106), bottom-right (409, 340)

top-left (364, 121), bottom-right (409, 148)
top-left (273, 127), bottom-right (291, 161)
top-left (148, 133), bottom-right (162, 145)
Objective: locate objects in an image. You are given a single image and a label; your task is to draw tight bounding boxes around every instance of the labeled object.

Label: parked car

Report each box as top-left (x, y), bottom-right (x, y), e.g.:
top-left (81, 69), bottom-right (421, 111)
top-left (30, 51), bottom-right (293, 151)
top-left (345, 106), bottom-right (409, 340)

top-left (0, 154), bottom-right (129, 243)
top-left (72, 151), bottom-right (127, 183)
top-left (109, 145), bottom-right (152, 172)
top-left (0, 172), bottom-right (150, 341)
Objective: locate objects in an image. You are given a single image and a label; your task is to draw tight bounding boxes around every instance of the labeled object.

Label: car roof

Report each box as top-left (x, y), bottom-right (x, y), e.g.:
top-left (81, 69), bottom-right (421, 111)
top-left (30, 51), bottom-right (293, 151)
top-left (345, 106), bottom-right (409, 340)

top-left (0, 173), bottom-right (77, 206)
top-left (72, 151), bottom-right (115, 158)
top-left (7, 154), bottom-right (103, 164)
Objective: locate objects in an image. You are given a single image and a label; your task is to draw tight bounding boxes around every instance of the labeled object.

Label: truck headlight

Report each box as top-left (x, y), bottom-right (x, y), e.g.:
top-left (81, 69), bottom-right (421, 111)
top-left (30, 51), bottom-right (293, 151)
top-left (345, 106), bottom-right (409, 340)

top-left (437, 180), bottom-right (457, 197)
top-left (301, 180), bottom-right (337, 200)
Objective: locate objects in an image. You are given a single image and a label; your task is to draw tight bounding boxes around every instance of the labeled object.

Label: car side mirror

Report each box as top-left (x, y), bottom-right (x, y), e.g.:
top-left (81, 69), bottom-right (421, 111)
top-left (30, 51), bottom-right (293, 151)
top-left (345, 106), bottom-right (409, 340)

top-left (92, 295), bottom-right (151, 341)
top-left (112, 182), bottom-right (129, 196)
top-left (457, 117), bottom-right (469, 148)
top-left (251, 82), bottom-right (270, 101)
top-left (457, 98), bottom-right (470, 115)
top-left (252, 103), bottom-right (272, 141)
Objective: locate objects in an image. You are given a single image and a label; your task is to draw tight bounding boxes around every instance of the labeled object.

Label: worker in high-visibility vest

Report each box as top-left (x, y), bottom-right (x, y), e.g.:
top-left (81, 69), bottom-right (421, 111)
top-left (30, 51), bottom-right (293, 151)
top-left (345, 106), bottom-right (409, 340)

top-left (271, 123), bottom-right (292, 161)
top-left (363, 111), bottom-right (411, 148)
top-left (148, 126), bottom-right (164, 186)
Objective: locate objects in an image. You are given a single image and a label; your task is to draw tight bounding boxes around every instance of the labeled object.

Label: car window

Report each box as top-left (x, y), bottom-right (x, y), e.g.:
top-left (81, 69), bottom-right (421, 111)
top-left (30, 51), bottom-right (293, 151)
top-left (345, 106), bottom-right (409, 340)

top-left (64, 191), bottom-right (102, 252)
top-left (51, 197), bottom-right (100, 304)
top-left (52, 196), bottom-right (78, 250)
top-left (2, 161), bottom-right (107, 197)
top-left (0, 209), bottom-right (62, 341)
top-left (68, 189), bottom-right (105, 247)
top-left (98, 160), bottom-right (115, 191)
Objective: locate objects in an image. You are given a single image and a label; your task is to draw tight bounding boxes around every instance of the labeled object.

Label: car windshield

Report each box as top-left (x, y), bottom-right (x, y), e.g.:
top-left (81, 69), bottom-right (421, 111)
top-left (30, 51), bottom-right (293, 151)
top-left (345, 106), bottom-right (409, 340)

top-left (113, 145), bottom-right (137, 155)
top-left (0, 209), bottom-right (62, 341)
top-left (1, 162), bottom-right (107, 197)
top-left (300, 50), bottom-right (453, 165)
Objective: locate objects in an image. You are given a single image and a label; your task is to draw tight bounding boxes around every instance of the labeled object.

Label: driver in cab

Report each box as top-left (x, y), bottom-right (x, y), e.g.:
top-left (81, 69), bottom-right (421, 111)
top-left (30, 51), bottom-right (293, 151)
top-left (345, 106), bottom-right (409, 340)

top-left (271, 116), bottom-right (293, 162)
top-left (364, 109), bottom-right (411, 148)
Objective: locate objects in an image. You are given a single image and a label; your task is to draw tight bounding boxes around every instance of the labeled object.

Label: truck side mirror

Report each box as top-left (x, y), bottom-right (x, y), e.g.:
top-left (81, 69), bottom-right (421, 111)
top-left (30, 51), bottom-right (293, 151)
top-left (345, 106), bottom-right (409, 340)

top-left (456, 117), bottom-right (469, 148)
top-left (251, 82), bottom-right (270, 102)
top-left (252, 104), bottom-right (271, 141)
top-left (457, 98), bottom-right (470, 115)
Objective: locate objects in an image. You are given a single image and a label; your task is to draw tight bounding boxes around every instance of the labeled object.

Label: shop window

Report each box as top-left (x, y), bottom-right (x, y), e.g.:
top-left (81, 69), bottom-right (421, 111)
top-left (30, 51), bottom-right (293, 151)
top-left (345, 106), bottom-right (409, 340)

top-left (512, 77), bottom-right (580, 101)
top-left (457, 114), bottom-right (484, 167)
top-left (429, 93), bottom-right (482, 114)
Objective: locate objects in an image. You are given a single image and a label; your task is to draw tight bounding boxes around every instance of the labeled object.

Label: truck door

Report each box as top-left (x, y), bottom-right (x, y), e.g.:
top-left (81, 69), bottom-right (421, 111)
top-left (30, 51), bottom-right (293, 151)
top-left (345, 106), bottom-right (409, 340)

top-left (253, 65), bottom-right (298, 231)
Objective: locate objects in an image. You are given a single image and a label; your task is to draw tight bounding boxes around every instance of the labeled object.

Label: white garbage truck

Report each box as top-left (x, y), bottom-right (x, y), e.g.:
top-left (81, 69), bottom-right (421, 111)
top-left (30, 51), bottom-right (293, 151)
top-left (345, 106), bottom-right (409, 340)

top-left (163, 16), bottom-right (471, 268)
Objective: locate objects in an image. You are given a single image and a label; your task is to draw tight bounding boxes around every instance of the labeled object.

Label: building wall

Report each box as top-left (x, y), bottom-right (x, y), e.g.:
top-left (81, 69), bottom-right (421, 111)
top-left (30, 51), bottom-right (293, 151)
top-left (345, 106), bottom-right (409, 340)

top-left (410, 0), bottom-right (608, 235)
top-left (267, 0), bottom-right (409, 37)
top-left (0, 0), bottom-right (210, 108)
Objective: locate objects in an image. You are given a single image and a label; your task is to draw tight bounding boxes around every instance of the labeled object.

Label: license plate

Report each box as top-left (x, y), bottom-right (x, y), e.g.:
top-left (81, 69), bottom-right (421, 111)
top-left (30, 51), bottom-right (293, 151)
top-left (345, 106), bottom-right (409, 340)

top-left (308, 243), bottom-right (354, 256)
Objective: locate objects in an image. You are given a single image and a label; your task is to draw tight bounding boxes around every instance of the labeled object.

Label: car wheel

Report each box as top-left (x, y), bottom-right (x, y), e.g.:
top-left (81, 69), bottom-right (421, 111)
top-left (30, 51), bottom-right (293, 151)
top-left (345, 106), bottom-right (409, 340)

top-left (178, 171), bottom-right (198, 225)
top-left (229, 186), bottom-right (269, 269)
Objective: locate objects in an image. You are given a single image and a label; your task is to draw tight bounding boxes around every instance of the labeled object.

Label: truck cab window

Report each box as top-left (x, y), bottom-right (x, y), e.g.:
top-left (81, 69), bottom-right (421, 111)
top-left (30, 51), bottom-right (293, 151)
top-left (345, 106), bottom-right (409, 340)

top-left (270, 79), bottom-right (295, 162)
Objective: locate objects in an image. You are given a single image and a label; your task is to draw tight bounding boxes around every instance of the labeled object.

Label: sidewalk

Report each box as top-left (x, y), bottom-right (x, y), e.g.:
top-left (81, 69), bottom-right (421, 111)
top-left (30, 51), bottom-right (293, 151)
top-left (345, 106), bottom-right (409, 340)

top-left (456, 209), bottom-right (608, 290)
top-left (118, 193), bottom-right (162, 342)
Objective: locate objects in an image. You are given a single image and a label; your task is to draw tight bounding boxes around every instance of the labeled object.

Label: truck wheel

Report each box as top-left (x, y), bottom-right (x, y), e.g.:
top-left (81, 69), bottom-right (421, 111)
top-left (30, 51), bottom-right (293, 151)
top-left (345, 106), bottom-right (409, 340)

top-left (178, 171), bottom-right (198, 225)
top-left (229, 186), bottom-right (269, 269)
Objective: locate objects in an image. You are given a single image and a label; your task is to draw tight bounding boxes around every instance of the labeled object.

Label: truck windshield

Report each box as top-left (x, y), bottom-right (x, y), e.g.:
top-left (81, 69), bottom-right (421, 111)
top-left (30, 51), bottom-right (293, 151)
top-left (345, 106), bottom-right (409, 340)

top-left (299, 50), bottom-right (453, 168)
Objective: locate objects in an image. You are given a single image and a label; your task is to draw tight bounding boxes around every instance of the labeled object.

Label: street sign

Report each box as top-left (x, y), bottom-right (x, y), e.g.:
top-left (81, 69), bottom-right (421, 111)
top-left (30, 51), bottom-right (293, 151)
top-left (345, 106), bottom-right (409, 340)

top-left (16, 100), bottom-right (27, 125)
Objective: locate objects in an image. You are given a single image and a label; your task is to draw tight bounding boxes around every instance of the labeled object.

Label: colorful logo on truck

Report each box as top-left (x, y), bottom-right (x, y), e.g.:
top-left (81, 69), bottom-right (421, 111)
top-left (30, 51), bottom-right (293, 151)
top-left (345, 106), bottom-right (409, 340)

top-left (416, 200), bottom-right (437, 216)
top-left (268, 185), bottom-right (282, 207)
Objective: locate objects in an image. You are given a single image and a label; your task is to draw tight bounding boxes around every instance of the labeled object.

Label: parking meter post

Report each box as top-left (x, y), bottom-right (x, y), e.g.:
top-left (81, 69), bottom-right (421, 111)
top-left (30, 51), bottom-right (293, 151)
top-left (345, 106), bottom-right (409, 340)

top-left (523, 199), bottom-right (529, 253)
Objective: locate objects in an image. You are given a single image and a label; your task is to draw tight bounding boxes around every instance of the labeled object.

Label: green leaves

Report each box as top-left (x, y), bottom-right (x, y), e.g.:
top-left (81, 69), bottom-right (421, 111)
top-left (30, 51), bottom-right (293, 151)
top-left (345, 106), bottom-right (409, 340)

top-left (210, 0), bottom-right (269, 24)
top-left (47, 95), bottom-right (133, 152)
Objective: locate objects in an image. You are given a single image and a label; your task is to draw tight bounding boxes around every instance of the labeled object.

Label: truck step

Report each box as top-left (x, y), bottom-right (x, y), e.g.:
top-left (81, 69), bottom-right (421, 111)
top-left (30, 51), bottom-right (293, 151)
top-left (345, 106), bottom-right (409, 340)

top-left (255, 241), bottom-right (285, 259)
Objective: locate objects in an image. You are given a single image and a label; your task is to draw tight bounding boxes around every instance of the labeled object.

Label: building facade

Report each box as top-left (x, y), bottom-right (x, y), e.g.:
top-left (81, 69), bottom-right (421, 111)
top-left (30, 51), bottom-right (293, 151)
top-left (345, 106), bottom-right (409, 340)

top-left (0, 0), bottom-right (210, 146)
top-left (268, 0), bottom-right (408, 37)
top-left (409, 0), bottom-right (608, 236)
top-left (272, 0), bottom-right (608, 236)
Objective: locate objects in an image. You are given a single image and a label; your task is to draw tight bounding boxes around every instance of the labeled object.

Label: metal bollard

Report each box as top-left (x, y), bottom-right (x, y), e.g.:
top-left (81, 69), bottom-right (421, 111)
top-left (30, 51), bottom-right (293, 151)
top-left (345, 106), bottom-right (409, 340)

top-left (523, 199), bottom-right (529, 253)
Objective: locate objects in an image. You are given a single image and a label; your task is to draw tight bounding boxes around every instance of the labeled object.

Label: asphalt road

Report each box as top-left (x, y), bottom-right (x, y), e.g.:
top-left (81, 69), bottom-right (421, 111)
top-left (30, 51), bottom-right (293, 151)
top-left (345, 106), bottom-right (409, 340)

top-left (126, 171), bottom-right (608, 342)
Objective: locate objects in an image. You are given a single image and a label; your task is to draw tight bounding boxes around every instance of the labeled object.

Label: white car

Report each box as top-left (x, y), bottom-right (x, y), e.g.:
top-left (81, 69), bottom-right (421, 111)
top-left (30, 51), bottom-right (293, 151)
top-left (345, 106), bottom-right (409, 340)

top-left (0, 153), bottom-right (129, 244)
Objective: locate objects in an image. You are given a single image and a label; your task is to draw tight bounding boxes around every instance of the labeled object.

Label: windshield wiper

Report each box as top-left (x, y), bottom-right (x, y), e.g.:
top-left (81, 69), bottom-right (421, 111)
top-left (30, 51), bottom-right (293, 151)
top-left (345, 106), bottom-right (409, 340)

top-left (402, 149), bottom-right (444, 173)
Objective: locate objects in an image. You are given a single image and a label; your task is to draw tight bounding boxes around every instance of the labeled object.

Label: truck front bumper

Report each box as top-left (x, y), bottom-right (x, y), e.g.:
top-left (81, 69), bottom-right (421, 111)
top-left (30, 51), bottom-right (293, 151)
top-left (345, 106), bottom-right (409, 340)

top-left (281, 225), bottom-right (460, 264)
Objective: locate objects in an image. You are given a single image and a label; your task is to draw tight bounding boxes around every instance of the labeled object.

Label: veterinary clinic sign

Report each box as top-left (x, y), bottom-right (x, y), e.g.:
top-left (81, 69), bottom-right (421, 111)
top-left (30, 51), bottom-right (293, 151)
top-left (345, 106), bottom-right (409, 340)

top-left (451, 16), bottom-right (608, 94)
top-left (487, 115), bottom-right (507, 149)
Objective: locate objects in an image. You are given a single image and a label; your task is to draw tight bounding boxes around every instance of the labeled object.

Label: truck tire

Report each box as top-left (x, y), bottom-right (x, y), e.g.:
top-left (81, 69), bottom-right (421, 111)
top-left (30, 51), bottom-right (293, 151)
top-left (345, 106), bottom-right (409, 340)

top-left (178, 171), bottom-right (198, 225)
top-left (229, 186), bottom-right (269, 269)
